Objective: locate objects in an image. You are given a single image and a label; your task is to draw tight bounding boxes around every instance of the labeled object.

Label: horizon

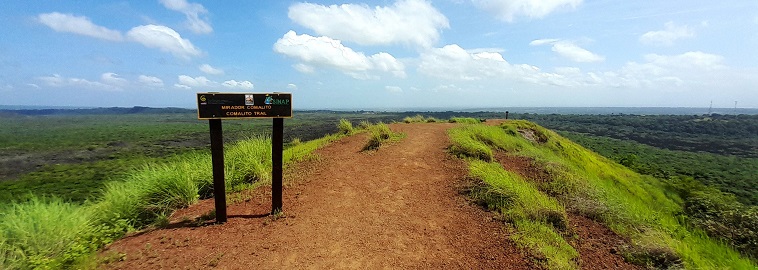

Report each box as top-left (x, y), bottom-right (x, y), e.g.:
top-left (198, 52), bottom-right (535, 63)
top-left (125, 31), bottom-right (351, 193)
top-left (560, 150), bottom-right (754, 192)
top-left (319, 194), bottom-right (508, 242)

top-left (2, 104), bottom-right (757, 116)
top-left (2, 1), bottom-right (757, 108)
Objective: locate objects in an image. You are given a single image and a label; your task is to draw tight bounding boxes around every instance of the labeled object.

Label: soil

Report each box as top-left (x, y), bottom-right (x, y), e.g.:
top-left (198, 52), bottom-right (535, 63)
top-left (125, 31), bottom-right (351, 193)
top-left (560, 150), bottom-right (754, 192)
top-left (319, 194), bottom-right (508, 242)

top-left (100, 123), bottom-right (638, 269)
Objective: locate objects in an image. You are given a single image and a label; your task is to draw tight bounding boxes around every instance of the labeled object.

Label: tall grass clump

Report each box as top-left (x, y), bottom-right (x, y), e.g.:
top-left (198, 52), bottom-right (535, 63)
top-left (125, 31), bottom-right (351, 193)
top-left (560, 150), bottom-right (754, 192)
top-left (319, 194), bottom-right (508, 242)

top-left (513, 220), bottom-right (578, 270)
top-left (449, 117), bottom-right (480, 124)
top-left (363, 122), bottom-right (403, 151)
top-left (469, 160), bottom-right (567, 229)
top-left (338, 119), bottom-right (354, 135)
top-left (467, 159), bottom-right (575, 268)
top-left (0, 198), bottom-right (100, 269)
top-left (448, 121), bottom-right (757, 269)
top-left (447, 127), bottom-right (493, 161)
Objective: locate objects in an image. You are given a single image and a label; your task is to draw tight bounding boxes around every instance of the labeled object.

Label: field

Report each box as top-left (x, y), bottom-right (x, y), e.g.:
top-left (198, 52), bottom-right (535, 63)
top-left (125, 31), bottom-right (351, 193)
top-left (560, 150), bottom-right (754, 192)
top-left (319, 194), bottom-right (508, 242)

top-left (0, 109), bottom-right (404, 204)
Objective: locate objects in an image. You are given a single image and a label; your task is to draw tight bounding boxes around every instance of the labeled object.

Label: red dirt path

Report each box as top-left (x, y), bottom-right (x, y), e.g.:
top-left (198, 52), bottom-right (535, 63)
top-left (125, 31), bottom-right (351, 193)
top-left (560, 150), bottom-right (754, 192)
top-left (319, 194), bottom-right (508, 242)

top-left (101, 123), bottom-right (638, 269)
top-left (102, 123), bottom-right (532, 269)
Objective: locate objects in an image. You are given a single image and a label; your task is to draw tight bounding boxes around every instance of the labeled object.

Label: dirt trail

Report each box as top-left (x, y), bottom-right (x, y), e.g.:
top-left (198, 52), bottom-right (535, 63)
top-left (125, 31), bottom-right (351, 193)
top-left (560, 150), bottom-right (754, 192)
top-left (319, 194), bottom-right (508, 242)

top-left (103, 123), bottom-right (532, 269)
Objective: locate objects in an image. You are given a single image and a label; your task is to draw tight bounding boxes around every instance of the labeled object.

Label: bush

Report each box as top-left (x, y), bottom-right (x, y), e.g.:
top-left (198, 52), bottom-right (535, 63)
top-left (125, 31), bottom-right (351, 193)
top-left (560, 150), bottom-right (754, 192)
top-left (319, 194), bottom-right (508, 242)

top-left (449, 117), bottom-right (480, 124)
top-left (363, 123), bottom-right (401, 151)
top-left (0, 198), bottom-right (98, 269)
top-left (337, 119), bottom-right (354, 135)
top-left (358, 120), bottom-right (371, 129)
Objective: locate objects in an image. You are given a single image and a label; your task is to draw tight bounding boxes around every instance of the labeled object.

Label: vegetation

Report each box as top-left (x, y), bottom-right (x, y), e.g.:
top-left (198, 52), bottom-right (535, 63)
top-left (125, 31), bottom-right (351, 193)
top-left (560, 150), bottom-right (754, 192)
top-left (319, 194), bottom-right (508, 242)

top-left (449, 121), bottom-right (755, 269)
top-left (338, 119), bottom-right (355, 135)
top-left (403, 114), bottom-right (440, 123)
top-left (558, 131), bottom-right (758, 206)
top-left (0, 111), bottom-right (403, 205)
top-left (363, 122), bottom-right (404, 151)
top-left (518, 113), bottom-right (758, 158)
top-left (0, 133), bottom-right (342, 269)
top-left (449, 117), bottom-right (481, 124)
top-left (555, 131), bottom-right (758, 258)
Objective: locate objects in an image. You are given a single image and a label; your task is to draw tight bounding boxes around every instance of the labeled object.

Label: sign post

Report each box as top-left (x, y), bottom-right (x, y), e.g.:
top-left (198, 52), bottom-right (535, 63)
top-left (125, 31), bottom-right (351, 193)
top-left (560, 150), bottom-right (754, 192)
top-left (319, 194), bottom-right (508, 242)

top-left (197, 92), bottom-right (292, 223)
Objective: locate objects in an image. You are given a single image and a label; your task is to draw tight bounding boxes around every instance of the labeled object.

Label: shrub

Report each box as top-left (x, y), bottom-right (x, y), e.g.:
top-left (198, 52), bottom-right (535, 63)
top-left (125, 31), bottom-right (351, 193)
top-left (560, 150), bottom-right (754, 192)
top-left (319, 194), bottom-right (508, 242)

top-left (449, 117), bottom-right (480, 124)
top-left (363, 123), bottom-right (402, 151)
top-left (337, 119), bottom-right (354, 135)
top-left (0, 198), bottom-right (96, 269)
top-left (358, 120), bottom-right (371, 129)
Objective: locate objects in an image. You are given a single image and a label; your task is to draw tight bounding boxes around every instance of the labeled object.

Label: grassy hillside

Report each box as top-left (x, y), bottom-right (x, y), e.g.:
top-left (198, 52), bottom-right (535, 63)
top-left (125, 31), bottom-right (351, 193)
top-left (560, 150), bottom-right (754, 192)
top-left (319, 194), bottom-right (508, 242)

top-left (0, 133), bottom-right (342, 269)
top-left (449, 120), bottom-right (755, 269)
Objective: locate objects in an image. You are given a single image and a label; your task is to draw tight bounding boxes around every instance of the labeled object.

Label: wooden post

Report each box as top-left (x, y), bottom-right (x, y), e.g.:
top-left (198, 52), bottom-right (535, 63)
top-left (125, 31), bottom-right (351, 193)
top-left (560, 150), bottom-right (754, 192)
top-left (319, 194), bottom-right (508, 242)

top-left (209, 119), bottom-right (227, 223)
top-left (272, 118), bottom-right (284, 214)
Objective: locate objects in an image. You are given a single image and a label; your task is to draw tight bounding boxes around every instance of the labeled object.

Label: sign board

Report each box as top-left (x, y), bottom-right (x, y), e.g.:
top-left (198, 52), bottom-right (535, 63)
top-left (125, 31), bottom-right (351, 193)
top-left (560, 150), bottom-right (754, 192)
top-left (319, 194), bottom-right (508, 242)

top-left (197, 92), bottom-right (292, 119)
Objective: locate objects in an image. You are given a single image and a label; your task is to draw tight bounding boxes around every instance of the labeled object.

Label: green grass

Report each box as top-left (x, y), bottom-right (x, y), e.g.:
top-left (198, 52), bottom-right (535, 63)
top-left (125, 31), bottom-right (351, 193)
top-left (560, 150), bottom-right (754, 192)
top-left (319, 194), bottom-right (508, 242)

top-left (402, 114), bottom-right (440, 123)
top-left (512, 220), bottom-right (578, 270)
top-left (449, 117), bottom-right (481, 124)
top-left (0, 133), bottom-right (342, 269)
top-left (467, 159), bottom-right (576, 268)
top-left (448, 120), bottom-right (756, 269)
top-left (362, 122), bottom-right (404, 151)
top-left (337, 119), bottom-right (355, 135)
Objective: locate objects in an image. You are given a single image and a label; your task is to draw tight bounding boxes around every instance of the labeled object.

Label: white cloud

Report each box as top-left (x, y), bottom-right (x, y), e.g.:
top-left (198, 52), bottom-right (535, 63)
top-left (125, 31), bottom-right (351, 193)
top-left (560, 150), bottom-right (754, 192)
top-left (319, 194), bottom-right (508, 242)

top-left (176, 75), bottom-right (213, 89)
top-left (199, 64), bottom-right (224, 75)
top-left (222, 80), bottom-right (254, 90)
top-left (138, 75), bottom-right (164, 87)
top-left (530, 39), bottom-right (604, 63)
top-left (640, 22), bottom-right (694, 46)
top-left (551, 42), bottom-right (604, 63)
top-left (418, 44), bottom-right (727, 90)
top-left (293, 63), bottom-right (315, 73)
top-left (273, 31), bottom-right (406, 79)
top-left (529, 39), bottom-right (560, 46)
top-left (127, 25), bottom-right (201, 59)
top-left (101, 73), bottom-right (128, 87)
top-left (27, 83), bottom-right (40, 89)
top-left (472, 0), bottom-right (582, 22)
top-left (37, 12), bottom-right (123, 41)
top-left (385, 86), bottom-right (403, 93)
top-left (287, 83), bottom-right (298, 90)
top-left (159, 0), bottom-right (212, 34)
top-left (418, 44), bottom-right (542, 81)
top-left (288, 0), bottom-right (448, 47)
top-left (173, 84), bottom-right (191, 90)
top-left (37, 73), bottom-right (122, 91)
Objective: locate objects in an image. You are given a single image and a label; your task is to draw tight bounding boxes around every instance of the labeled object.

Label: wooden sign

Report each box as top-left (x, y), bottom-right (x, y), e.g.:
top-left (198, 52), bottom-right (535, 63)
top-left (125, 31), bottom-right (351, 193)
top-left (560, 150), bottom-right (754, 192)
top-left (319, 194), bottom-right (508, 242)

top-left (197, 92), bottom-right (292, 119)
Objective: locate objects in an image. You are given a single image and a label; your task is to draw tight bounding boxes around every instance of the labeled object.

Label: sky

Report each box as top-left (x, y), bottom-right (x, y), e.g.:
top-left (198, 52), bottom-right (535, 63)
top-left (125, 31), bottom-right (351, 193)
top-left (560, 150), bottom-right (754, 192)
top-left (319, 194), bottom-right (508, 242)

top-left (1, 0), bottom-right (757, 109)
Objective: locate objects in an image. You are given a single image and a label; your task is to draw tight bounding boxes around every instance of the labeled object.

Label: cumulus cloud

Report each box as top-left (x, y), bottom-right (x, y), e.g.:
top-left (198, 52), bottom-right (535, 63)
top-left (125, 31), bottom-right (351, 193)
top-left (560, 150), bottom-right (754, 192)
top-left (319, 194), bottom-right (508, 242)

top-left (418, 44), bottom-right (543, 81)
top-left (288, 0), bottom-right (448, 47)
top-left (176, 75), bottom-right (213, 89)
top-left (37, 73), bottom-right (123, 91)
top-left (159, 0), bottom-right (212, 34)
top-left (222, 80), bottom-right (254, 90)
top-left (138, 75), bottom-right (164, 87)
top-left (418, 44), bottom-right (730, 92)
top-left (385, 86), bottom-right (403, 93)
top-left (273, 31), bottom-right (406, 79)
top-left (472, 0), bottom-right (582, 22)
top-left (199, 64), bottom-right (224, 75)
top-left (127, 25), bottom-right (201, 59)
top-left (640, 22), bottom-right (695, 46)
top-left (530, 39), bottom-right (604, 63)
top-left (37, 12), bottom-right (123, 41)
top-left (101, 73), bottom-right (128, 87)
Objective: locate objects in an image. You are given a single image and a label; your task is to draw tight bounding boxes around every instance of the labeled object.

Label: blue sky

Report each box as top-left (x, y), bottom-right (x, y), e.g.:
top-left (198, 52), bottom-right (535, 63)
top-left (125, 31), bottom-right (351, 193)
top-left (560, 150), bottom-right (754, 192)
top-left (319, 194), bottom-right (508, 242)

top-left (1, 0), bottom-right (757, 109)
